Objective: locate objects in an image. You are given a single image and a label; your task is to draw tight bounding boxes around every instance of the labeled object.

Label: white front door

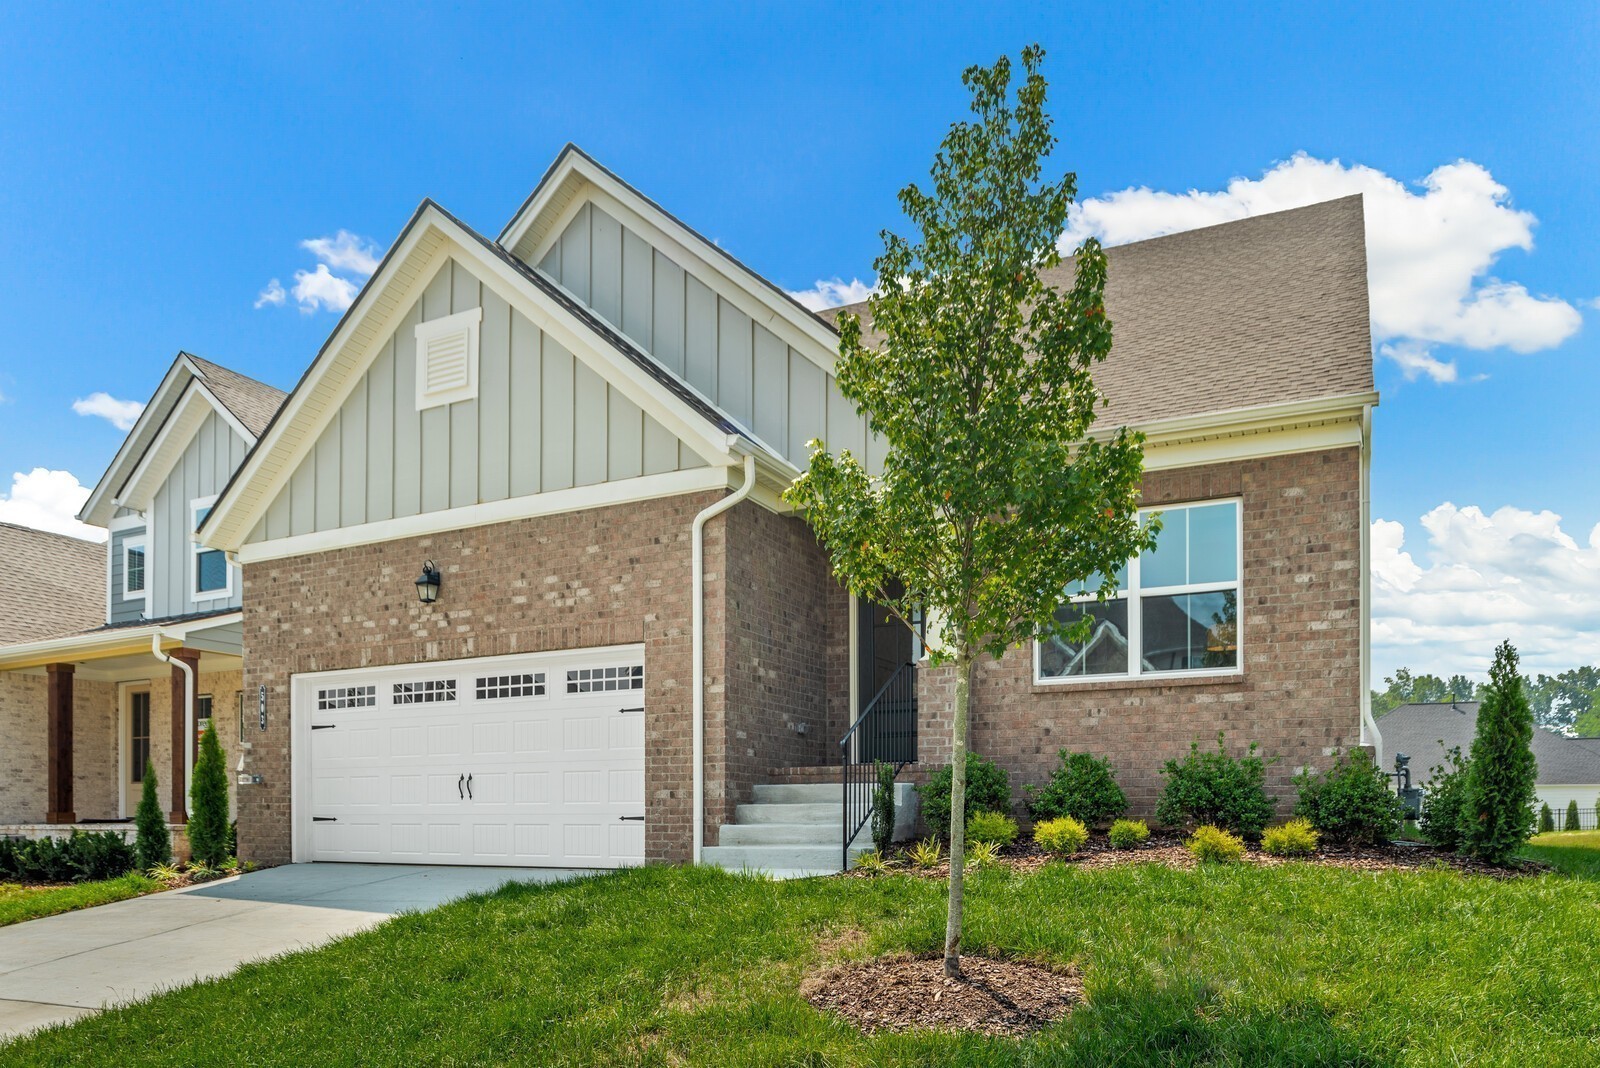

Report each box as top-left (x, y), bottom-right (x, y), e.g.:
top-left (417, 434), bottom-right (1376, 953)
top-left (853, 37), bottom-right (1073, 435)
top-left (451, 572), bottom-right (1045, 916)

top-left (295, 646), bottom-right (646, 868)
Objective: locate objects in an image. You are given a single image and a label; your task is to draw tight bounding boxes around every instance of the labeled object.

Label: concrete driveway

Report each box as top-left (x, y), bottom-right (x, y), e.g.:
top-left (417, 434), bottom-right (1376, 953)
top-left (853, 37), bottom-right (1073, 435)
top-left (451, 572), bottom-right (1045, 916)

top-left (0, 863), bottom-right (592, 1040)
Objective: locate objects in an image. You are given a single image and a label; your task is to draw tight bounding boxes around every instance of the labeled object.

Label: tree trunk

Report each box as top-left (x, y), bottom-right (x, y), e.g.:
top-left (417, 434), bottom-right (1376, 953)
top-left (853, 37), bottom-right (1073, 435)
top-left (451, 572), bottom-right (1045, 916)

top-left (943, 653), bottom-right (973, 977)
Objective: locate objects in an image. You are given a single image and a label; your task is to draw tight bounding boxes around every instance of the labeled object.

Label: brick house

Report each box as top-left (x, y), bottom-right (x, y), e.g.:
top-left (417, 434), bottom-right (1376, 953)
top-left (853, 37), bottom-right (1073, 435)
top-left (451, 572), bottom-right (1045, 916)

top-left (187, 145), bottom-right (1374, 873)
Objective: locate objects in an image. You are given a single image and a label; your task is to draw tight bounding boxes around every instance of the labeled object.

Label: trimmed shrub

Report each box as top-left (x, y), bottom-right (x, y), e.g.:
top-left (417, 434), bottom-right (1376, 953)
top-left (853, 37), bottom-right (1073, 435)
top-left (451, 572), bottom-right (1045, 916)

top-left (1107, 818), bottom-right (1150, 849)
top-left (188, 721), bottom-right (231, 867)
top-left (1033, 816), bottom-right (1089, 856)
top-left (1025, 751), bottom-right (1127, 827)
top-left (0, 832), bottom-right (135, 883)
top-left (1293, 749), bottom-right (1406, 846)
top-left (1565, 800), bottom-right (1581, 832)
top-left (1156, 733), bottom-right (1276, 837)
top-left (1419, 746), bottom-right (1469, 851)
top-left (871, 762), bottom-right (897, 854)
top-left (134, 760), bottom-right (171, 871)
top-left (1539, 803), bottom-right (1555, 834)
top-left (1261, 818), bottom-right (1320, 857)
top-left (1460, 642), bottom-right (1539, 865)
top-left (917, 752), bottom-right (1012, 839)
top-left (1186, 824), bottom-right (1246, 864)
top-left (966, 810), bottom-right (1019, 847)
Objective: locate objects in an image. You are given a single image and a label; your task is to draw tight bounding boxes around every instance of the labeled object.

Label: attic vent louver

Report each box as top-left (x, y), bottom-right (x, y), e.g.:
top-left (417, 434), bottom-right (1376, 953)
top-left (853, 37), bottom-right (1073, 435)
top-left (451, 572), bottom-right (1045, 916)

top-left (415, 307), bottom-right (482, 410)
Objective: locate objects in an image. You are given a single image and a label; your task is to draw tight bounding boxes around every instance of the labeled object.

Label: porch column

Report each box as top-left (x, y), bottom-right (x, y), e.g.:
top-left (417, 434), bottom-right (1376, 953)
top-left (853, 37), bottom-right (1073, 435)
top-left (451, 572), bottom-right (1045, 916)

top-left (45, 663), bottom-right (75, 823)
top-left (168, 648), bottom-right (202, 822)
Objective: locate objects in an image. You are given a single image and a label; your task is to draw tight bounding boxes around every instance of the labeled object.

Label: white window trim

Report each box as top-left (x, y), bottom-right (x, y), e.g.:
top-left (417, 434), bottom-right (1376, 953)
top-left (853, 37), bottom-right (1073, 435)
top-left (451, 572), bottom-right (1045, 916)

top-left (414, 306), bottom-right (482, 411)
top-left (121, 536), bottom-right (148, 602)
top-left (1034, 497), bottom-right (1244, 686)
top-left (190, 495), bottom-right (233, 603)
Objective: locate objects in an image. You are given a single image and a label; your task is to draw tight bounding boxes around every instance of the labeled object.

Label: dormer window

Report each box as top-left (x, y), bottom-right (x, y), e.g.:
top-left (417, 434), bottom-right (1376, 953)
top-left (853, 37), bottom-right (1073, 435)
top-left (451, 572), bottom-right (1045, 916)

top-left (414, 307), bottom-right (482, 410)
top-left (123, 538), bottom-right (147, 601)
top-left (191, 496), bottom-right (231, 601)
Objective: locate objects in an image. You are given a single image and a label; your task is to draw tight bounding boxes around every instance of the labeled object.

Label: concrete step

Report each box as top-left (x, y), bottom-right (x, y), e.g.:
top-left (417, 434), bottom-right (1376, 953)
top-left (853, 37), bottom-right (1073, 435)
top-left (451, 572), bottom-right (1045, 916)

top-left (719, 822), bottom-right (842, 846)
top-left (701, 843), bottom-right (871, 873)
top-left (751, 782), bottom-right (844, 804)
top-left (733, 801), bottom-right (842, 825)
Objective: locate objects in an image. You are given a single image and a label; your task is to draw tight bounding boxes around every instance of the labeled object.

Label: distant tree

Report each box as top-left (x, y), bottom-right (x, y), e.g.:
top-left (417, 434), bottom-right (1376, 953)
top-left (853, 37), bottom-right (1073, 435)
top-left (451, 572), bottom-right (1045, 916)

top-left (134, 761), bottom-right (170, 871)
top-left (1525, 666), bottom-right (1600, 734)
top-left (1539, 803), bottom-right (1555, 834)
top-left (1460, 642), bottom-right (1539, 864)
top-left (1370, 668), bottom-right (1477, 717)
top-left (188, 722), bottom-right (231, 867)
top-left (1577, 706), bottom-right (1600, 737)
top-left (1565, 799), bottom-right (1582, 832)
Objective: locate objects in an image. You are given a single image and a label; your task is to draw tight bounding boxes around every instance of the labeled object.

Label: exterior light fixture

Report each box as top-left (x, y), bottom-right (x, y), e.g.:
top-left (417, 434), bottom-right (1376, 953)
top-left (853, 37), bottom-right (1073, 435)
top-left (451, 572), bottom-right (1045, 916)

top-left (415, 560), bottom-right (441, 604)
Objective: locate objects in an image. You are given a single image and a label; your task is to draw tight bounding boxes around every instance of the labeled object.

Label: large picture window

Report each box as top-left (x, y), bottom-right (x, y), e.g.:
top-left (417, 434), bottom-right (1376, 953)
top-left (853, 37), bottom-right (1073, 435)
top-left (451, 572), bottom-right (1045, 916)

top-left (1037, 499), bottom-right (1241, 683)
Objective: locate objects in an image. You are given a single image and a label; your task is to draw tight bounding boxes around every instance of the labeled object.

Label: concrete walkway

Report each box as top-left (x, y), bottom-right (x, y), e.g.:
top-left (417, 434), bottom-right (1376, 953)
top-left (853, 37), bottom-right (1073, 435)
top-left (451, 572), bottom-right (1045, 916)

top-left (0, 863), bottom-right (591, 1040)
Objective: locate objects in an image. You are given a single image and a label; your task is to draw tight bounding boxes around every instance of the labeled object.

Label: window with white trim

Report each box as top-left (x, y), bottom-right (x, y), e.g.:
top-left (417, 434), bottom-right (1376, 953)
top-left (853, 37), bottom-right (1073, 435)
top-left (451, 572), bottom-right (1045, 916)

top-left (123, 537), bottom-right (147, 600)
top-left (393, 679), bottom-right (458, 705)
top-left (1037, 499), bottom-right (1240, 682)
top-left (566, 665), bottom-right (644, 693)
top-left (414, 307), bottom-right (482, 410)
top-left (191, 497), bottom-right (231, 600)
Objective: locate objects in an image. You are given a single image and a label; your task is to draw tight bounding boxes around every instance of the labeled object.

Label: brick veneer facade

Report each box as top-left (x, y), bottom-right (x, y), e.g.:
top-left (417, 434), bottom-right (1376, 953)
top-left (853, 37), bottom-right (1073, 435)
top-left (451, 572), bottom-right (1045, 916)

top-left (236, 491), bottom-right (847, 865)
top-left (916, 445), bottom-right (1364, 818)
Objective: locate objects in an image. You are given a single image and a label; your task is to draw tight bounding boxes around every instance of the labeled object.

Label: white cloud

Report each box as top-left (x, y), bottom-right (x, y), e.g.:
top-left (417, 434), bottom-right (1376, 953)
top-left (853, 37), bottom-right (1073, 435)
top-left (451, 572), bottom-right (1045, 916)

top-left (1062, 154), bottom-right (1582, 380)
top-left (787, 278), bottom-right (875, 312)
top-left (72, 391), bottom-right (145, 431)
top-left (0, 468), bottom-right (103, 542)
top-left (254, 278), bottom-right (286, 308)
top-left (301, 230), bottom-right (381, 275)
top-left (258, 230), bottom-right (378, 314)
top-left (1372, 503), bottom-right (1600, 680)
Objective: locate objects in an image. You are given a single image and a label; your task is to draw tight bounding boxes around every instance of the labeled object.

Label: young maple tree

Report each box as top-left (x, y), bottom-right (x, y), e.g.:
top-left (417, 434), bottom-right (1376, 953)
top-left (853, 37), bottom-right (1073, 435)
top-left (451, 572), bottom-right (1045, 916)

top-left (784, 45), bottom-right (1153, 976)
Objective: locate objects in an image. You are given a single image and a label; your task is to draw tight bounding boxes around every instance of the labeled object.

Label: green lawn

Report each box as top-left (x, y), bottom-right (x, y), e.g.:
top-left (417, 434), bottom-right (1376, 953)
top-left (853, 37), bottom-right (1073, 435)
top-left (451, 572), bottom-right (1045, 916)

top-left (4, 856), bottom-right (1598, 1067)
top-left (1521, 830), bottom-right (1600, 877)
top-left (0, 874), bottom-right (163, 928)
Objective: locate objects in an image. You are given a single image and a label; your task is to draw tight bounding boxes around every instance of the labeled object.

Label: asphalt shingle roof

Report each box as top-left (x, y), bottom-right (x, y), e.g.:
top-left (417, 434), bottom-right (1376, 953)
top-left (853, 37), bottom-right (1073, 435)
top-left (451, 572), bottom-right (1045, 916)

top-left (1378, 702), bottom-right (1600, 786)
top-left (823, 195), bottom-right (1375, 428)
top-left (186, 354), bottom-right (287, 438)
top-left (0, 523), bottom-right (105, 646)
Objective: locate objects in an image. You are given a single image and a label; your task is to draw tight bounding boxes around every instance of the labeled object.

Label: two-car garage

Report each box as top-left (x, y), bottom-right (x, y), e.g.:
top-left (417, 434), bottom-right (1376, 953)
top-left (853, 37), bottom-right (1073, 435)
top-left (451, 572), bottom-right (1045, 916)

top-left (291, 646), bottom-right (646, 868)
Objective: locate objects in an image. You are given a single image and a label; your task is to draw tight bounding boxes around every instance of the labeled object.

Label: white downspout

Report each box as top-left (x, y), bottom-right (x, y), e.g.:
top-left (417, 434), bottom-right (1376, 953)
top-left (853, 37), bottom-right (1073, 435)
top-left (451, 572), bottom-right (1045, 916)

top-left (152, 632), bottom-right (195, 814)
top-left (1359, 403), bottom-right (1381, 766)
top-left (692, 451), bottom-right (757, 864)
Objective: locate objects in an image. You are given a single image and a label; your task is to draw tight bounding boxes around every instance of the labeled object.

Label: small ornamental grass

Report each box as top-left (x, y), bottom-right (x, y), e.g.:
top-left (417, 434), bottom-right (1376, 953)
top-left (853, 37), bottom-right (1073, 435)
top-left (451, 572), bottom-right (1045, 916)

top-left (966, 840), bottom-right (1004, 869)
top-left (1261, 818), bottom-right (1320, 857)
top-left (907, 838), bottom-right (944, 869)
top-left (853, 850), bottom-right (891, 875)
top-left (1033, 816), bottom-right (1089, 856)
top-left (966, 810), bottom-right (1019, 847)
top-left (1107, 818), bottom-right (1150, 850)
top-left (1186, 824), bottom-right (1246, 864)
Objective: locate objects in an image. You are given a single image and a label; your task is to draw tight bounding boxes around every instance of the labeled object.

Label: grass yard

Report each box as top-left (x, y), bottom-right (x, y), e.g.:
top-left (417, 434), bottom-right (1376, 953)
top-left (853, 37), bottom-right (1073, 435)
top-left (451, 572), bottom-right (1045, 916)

top-left (1521, 830), bottom-right (1600, 877)
top-left (6, 854), bottom-right (1600, 1067)
top-left (0, 874), bottom-right (163, 928)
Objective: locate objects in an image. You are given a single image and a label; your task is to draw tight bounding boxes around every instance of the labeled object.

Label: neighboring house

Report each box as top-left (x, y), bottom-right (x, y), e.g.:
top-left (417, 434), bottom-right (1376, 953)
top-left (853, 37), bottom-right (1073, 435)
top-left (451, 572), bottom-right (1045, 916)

top-left (0, 353), bottom-right (285, 834)
top-left (1377, 701), bottom-right (1600, 823)
top-left (192, 144), bottom-right (1376, 872)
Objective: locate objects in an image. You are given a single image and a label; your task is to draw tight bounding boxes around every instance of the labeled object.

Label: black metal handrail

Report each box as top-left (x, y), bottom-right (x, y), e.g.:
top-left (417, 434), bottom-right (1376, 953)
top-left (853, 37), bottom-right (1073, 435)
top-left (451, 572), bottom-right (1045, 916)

top-left (841, 662), bottom-right (918, 869)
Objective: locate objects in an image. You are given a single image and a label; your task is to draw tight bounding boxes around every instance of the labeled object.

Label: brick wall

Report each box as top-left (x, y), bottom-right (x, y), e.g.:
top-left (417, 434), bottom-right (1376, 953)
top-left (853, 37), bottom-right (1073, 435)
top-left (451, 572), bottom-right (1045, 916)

top-left (0, 672), bottom-right (134, 822)
top-left (916, 446), bottom-right (1363, 820)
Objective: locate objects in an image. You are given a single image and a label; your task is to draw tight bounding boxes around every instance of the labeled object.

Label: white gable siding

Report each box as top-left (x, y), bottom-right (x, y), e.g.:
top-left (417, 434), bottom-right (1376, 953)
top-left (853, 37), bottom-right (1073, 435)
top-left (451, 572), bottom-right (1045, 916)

top-left (151, 410), bottom-right (248, 617)
top-left (538, 201), bottom-right (884, 473)
top-left (246, 257), bottom-right (704, 545)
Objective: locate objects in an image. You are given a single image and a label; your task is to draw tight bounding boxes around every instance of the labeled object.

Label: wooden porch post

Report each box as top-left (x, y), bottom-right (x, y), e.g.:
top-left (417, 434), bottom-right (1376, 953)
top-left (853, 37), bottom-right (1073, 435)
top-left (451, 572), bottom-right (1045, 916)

top-left (168, 649), bottom-right (202, 823)
top-left (45, 663), bottom-right (75, 823)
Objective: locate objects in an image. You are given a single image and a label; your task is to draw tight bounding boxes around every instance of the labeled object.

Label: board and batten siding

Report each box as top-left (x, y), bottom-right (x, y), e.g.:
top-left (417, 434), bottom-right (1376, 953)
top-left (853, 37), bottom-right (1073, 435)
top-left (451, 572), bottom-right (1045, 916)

top-left (247, 258), bottom-right (704, 545)
top-left (108, 525), bottom-right (146, 624)
top-left (150, 410), bottom-right (248, 618)
top-left (538, 201), bottom-right (884, 473)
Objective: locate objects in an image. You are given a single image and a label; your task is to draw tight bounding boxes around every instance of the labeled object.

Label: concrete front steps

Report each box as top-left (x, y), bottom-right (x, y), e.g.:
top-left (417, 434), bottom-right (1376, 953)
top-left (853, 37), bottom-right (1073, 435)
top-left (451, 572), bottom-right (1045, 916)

top-left (700, 780), bottom-right (919, 877)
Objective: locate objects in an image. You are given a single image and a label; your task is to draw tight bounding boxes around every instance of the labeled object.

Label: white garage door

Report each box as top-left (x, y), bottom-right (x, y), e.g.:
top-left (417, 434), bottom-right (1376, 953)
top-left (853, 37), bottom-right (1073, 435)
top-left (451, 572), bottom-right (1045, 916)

top-left (294, 646), bottom-right (645, 868)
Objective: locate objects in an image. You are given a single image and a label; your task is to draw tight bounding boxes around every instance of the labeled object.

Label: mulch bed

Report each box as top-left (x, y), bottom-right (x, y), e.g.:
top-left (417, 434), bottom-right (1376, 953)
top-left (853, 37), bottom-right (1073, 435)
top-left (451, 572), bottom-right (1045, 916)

top-left (802, 953), bottom-right (1083, 1037)
top-left (846, 829), bottom-right (1549, 880)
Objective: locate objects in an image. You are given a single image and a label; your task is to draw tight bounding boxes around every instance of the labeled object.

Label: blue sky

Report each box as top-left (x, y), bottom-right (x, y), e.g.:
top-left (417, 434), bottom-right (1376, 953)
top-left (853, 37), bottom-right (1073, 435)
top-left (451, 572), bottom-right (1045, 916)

top-left (0, 3), bottom-right (1596, 678)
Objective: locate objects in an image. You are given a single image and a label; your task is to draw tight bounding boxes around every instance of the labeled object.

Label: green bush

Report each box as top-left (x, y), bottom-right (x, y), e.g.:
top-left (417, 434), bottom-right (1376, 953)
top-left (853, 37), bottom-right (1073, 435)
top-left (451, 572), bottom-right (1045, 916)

top-left (917, 752), bottom-right (1012, 839)
top-left (1155, 733), bottom-right (1276, 837)
top-left (1460, 642), bottom-right (1538, 865)
top-left (1025, 751), bottom-right (1127, 827)
top-left (134, 760), bottom-right (171, 871)
top-left (1033, 816), bottom-right (1089, 856)
top-left (1107, 818), bottom-right (1149, 849)
top-left (1186, 824), bottom-right (1246, 863)
top-left (0, 831), bottom-right (136, 883)
top-left (1419, 746), bottom-right (1469, 851)
top-left (870, 762), bottom-right (896, 855)
top-left (1261, 818), bottom-right (1320, 857)
top-left (1539, 803), bottom-right (1555, 834)
top-left (1293, 749), bottom-right (1406, 846)
top-left (966, 810), bottom-right (1019, 847)
top-left (1565, 800), bottom-right (1581, 832)
top-left (188, 721), bottom-right (230, 867)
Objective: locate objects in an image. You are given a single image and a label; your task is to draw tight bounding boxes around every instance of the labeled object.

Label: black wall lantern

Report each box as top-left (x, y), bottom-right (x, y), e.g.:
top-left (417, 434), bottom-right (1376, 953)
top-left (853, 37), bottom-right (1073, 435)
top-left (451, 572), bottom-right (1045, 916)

top-left (415, 560), bottom-right (441, 604)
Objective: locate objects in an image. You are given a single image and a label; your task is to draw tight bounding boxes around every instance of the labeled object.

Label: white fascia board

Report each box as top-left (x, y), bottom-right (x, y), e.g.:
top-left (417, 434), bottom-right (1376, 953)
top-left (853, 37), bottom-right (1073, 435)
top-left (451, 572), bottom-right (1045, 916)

top-left (1104, 391), bottom-right (1380, 448)
top-left (0, 611), bottom-right (242, 670)
top-left (501, 150), bottom-right (842, 374)
top-left (78, 356), bottom-right (200, 527)
top-left (115, 384), bottom-right (254, 514)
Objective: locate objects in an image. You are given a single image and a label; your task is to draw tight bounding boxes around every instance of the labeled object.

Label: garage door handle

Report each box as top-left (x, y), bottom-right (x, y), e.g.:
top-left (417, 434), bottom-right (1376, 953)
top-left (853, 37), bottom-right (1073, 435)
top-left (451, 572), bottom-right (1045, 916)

top-left (466, 773), bottom-right (473, 799)
top-left (311, 724), bottom-right (336, 730)
top-left (619, 706), bottom-right (644, 714)
top-left (619, 816), bottom-right (645, 822)
top-left (312, 816), bottom-right (337, 823)
top-left (458, 774), bottom-right (465, 799)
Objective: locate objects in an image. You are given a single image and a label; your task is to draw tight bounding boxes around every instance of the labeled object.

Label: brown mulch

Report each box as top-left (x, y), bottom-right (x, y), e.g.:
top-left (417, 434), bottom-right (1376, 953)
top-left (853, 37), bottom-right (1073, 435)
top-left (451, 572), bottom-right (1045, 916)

top-left (847, 829), bottom-right (1549, 880)
top-left (802, 953), bottom-right (1083, 1037)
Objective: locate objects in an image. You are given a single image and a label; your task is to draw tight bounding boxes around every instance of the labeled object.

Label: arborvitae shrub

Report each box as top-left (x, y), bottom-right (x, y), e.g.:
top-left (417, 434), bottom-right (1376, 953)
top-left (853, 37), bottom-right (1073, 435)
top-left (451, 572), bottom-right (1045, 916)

top-left (1460, 643), bottom-right (1538, 865)
top-left (870, 762), bottom-right (896, 854)
top-left (1419, 746), bottom-right (1469, 851)
top-left (917, 752), bottom-right (1012, 839)
top-left (1025, 751), bottom-right (1127, 827)
top-left (188, 722), bottom-right (231, 867)
top-left (1293, 749), bottom-right (1406, 846)
top-left (134, 760), bottom-right (171, 871)
top-left (1565, 799), bottom-right (1581, 832)
top-left (1539, 803), bottom-right (1555, 834)
top-left (1156, 733), bottom-right (1276, 837)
